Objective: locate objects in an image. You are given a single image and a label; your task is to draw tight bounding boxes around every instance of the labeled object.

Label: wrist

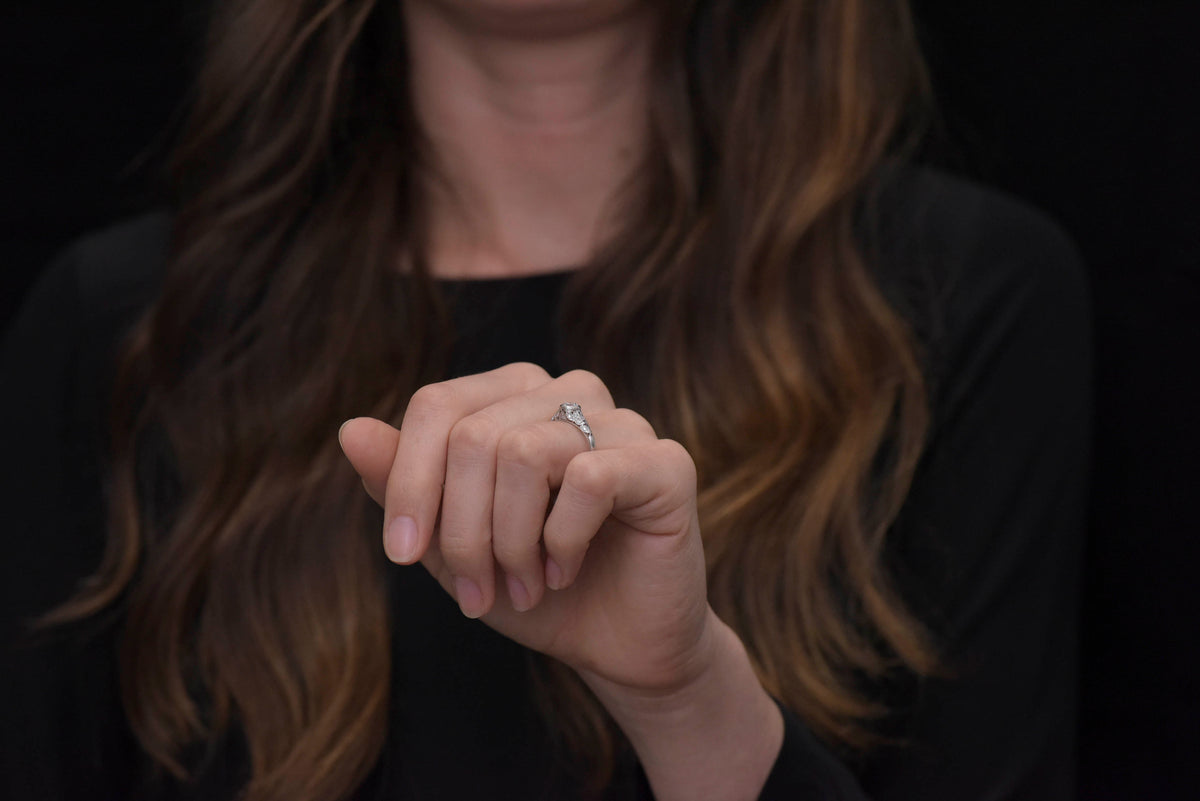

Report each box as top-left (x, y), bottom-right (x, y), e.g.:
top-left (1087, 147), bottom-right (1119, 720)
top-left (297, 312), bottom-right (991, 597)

top-left (580, 610), bottom-right (784, 801)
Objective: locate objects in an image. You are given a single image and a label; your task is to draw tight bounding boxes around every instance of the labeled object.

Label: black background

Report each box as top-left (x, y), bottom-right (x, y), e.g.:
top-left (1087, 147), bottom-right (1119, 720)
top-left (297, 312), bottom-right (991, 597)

top-left (2, 1), bottom-right (1197, 797)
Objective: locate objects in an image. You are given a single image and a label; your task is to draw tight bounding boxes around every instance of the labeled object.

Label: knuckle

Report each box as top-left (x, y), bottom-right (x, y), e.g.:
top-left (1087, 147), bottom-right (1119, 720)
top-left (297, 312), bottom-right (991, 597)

top-left (506, 362), bottom-right (551, 386)
top-left (561, 369), bottom-right (614, 407)
top-left (406, 382), bottom-right (457, 423)
top-left (448, 413), bottom-right (498, 454)
top-left (657, 439), bottom-right (698, 490)
top-left (496, 426), bottom-right (550, 469)
top-left (438, 534), bottom-right (485, 569)
top-left (492, 533), bottom-right (536, 566)
top-left (610, 407), bottom-right (657, 439)
top-left (564, 454), bottom-right (614, 500)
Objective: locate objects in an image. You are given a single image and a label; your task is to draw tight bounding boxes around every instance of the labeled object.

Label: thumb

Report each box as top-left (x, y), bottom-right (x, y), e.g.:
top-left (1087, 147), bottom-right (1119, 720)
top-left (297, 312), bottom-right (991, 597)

top-left (338, 417), bottom-right (400, 506)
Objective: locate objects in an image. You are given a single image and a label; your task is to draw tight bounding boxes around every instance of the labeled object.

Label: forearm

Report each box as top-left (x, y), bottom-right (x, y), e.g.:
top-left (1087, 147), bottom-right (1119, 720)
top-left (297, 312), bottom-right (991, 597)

top-left (581, 611), bottom-right (784, 801)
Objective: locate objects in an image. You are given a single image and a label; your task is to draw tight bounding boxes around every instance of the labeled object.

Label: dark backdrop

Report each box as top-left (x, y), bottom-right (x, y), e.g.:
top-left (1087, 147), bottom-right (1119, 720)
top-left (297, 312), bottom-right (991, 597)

top-left (3, 1), bottom-right (1197, 797)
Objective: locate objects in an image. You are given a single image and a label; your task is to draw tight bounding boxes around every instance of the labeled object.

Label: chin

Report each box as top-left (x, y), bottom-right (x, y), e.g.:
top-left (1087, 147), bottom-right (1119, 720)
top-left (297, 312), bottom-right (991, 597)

top-left (414, 0), bottom-right (650, 36)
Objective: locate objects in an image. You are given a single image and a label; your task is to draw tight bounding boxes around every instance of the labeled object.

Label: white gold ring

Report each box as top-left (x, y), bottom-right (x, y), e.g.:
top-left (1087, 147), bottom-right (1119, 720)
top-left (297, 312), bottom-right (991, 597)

top-left (550, 402), bottom-right (596, 450)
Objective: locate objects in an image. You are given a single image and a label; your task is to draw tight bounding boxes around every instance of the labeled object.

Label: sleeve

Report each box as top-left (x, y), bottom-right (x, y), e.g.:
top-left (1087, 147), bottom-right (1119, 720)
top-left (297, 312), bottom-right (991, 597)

top-left (751, 191), bottom-right (1090, 801)
top-left (0, 250), bottom-right (137, 800)
top-left (855, 197), bottom-right (1091, 800)
top-left (757, 702), bottom-right (874, 800)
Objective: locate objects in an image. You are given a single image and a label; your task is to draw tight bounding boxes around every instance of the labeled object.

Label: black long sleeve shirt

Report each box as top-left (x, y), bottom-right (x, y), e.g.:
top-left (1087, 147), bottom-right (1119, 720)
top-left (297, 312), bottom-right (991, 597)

top-left (0, 166), bottom-right (1091, 799)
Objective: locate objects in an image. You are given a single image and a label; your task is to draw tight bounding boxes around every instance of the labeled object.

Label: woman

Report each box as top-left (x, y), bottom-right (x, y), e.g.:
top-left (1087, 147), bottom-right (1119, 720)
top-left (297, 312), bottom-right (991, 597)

top-left (0, 0), bottom-right (1090, 799)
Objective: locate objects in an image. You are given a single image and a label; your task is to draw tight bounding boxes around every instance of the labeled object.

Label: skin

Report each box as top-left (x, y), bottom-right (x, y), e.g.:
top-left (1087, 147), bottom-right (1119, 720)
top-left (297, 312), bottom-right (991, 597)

top-left (408, 0), bottom-right (652, 277)
top-left (339, 2), bottom-right (785, 798)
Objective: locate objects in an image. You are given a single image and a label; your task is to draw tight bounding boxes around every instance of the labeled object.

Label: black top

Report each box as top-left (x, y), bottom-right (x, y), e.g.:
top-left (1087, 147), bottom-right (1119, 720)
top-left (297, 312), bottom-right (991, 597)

top-left (0, 167), bottom-right (1091, 800)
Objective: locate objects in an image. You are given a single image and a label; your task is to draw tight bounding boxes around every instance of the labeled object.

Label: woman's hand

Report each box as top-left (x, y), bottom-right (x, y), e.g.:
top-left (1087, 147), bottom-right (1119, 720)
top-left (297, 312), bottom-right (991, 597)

top-left (338, 362), bottom-right (712, 693)
top-left (338, 362), bottom-right (783, 799)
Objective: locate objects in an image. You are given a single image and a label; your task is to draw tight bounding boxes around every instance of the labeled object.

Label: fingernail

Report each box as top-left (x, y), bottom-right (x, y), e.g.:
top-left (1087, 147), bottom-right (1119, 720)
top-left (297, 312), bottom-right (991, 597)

top-left (338, 419), bottom-right (353, 447)
top-left (545, 558), bottom-right (564, 591)
top-left (506, 574), bottom-right (532, 612)
top-left (384, 516), bottom-right (419, 563)
top-left (455, 576), bottom-right (484, 618)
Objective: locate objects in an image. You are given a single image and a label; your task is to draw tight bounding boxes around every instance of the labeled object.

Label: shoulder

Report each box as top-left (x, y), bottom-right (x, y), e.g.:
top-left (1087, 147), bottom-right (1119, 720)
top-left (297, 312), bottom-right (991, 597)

top-left (3, 212), bottom-right (173, 390)
top-left (6, 210), bottom-right (171, 345)
top-left (869, 163), bottom-right (1087, 315)
top-left (865, 165), bottom-right (1090, 404)
top-left (6, 212), bottom-right (171, 336)
top-left (869, 163), bottom-right (1082, 275)
top-left (1, 212), bottom-right (173, 474)
top-left (53, 211), bottom-right (173, 324)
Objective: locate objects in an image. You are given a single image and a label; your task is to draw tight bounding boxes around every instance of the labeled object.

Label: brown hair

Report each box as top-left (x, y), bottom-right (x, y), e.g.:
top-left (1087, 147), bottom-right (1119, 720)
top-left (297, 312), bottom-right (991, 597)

top-left (49, 0), bottom-right (935, 797)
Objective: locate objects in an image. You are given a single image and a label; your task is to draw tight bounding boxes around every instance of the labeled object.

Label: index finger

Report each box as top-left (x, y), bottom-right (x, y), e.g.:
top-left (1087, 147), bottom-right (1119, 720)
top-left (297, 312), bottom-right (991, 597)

top-left (384, 362), bottom-right (551, 563)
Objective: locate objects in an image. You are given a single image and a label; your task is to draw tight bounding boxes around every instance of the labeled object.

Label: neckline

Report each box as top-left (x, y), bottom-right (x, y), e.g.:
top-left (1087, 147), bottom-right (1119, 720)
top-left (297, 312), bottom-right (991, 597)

top-left (433, 266), bottom-right (578, 287)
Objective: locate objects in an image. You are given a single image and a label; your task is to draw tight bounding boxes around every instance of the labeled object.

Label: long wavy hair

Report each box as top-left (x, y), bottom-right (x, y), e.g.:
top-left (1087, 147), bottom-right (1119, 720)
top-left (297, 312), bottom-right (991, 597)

top-left (48, 0), bottom-right (936, 797)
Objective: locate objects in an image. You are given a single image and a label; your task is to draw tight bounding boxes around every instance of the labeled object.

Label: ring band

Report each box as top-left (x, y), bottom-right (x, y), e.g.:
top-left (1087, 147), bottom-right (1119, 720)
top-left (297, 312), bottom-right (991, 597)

top-left (551, 402), bottom-right (596, 450)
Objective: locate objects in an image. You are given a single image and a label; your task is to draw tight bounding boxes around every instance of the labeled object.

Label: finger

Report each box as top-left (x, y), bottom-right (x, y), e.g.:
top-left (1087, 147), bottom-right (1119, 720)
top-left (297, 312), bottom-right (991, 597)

top-left (437, 370), bottom-right (617, 618)
top-left (492, 409), bottom-right (655, 612)
top-left (338, 417), bottom-right (400, 506)
top-left (384, 362), bottom-right (550, 567)
top-left (490, 423), bottom-right (554, 613)
top-left (338, 417), bottom-right (459, 607)
top-left (438, 411), bottom-right (504, 618)
top-left (543, 439), bottom-right (697, 590)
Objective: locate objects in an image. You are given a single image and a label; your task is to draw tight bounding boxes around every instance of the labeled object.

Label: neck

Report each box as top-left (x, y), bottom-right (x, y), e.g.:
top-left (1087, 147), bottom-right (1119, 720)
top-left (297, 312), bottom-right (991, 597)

top-left (404, 1), bottom-right (655, 278)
